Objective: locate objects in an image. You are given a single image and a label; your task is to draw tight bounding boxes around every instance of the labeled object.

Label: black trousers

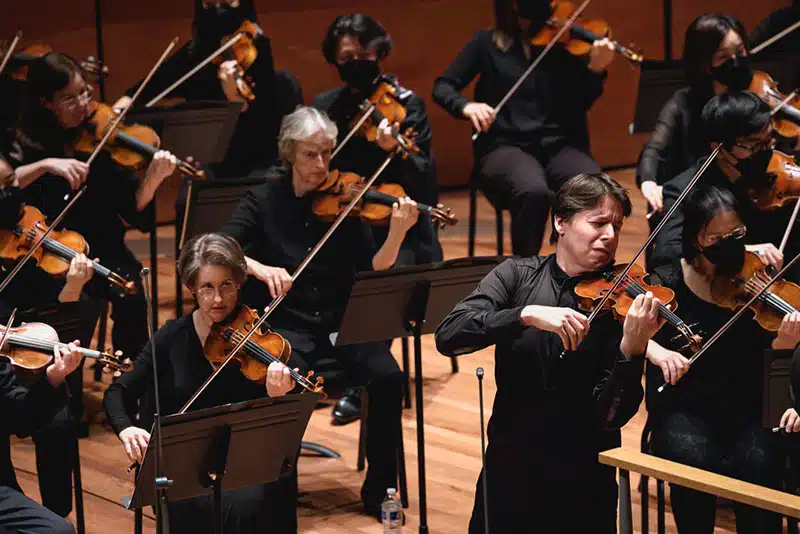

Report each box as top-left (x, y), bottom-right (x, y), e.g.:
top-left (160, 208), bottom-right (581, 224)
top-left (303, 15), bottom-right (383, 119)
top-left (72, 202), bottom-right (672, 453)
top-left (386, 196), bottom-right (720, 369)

top-left (287, 337), bottom-right (404, 504)
top-left (0, 484), bottom-right (74, 534)
top-left (650, 412), bottom-right (783, 534)
top-left (32, 406), bottom-right (77, 518)
top-left (477, 142), bottom-right (601, 257)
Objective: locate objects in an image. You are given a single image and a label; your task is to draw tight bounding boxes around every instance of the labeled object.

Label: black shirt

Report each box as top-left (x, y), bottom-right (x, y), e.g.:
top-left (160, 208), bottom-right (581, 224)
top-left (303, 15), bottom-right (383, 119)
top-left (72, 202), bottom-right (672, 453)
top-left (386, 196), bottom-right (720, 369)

top-left (636, 87), bottom-right (711, 187)
top-left (435, 255), bottom-right (644, 461)
top-left (219, 166), bottom-right (375, 351)
top-left (125, 38), bottom-right (302, 178)
top-left (432, 29), bottom-right (606, 155)
top-left (103, 312), bottom-right (269, 434)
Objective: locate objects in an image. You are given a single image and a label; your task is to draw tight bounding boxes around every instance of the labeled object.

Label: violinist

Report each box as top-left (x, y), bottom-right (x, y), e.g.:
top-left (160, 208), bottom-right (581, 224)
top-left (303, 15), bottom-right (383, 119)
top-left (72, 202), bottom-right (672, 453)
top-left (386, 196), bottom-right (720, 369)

top-left (10, 52), bottom-right (178, 369)
top-left (645, 184), bottom-right (800, 533)
top-left (431, 0), bottom-right (615, 257)
top-left (750, 0), bottom-right (800, 88)
top-left (220, 106), bottom-right (418, 519)
top-left (113, 0), bottom-right (303, 178)
top-left (435, 173), bottom-right (662, 534)
top-left (313, 13), bottom-right (443, 266)
top-left (651, 91), bottom-right (795, 274)
top-left (103, 232), bottom-right (297, 534)
top-left (637, 13), bottom-right (752, 217)
top-left (0, 332), bottom-right (83, 534)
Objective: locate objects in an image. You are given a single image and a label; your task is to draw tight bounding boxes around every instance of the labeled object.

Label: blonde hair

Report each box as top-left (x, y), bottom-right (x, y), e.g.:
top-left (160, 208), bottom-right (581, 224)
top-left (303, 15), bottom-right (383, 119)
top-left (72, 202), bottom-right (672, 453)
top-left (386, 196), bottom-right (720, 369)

top-left (178, 233), bottom-right (247, 288)
top-left (277, 106), bottom-right (338, 169)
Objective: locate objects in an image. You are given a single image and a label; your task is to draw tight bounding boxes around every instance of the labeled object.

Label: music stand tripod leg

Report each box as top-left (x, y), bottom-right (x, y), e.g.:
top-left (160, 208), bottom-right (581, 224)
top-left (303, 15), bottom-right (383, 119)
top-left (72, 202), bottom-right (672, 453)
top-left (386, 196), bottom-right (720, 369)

top-left (411, 320), bottom-right (429, 534)
top-left (204, 425), bottom-right (232, 534)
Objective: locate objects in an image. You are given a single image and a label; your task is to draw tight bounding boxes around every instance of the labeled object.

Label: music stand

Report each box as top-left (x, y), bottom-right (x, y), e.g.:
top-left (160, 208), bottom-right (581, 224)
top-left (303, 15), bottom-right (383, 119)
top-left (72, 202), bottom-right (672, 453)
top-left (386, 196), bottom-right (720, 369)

top-left (335, 256), bottom-right (505, 534)
top-left (173, 177), bottom-right (265, 317)
top-left (128, 393), bottom-right (318, 534)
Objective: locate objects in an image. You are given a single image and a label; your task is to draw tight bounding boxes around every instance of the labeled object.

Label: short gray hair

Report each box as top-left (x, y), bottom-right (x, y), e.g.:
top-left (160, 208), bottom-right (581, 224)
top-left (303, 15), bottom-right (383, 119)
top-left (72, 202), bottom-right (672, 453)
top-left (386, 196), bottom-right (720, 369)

top-left (178, 232), bottom-right (247, 288)
top-left (277, 106), bottom-right (338, 169)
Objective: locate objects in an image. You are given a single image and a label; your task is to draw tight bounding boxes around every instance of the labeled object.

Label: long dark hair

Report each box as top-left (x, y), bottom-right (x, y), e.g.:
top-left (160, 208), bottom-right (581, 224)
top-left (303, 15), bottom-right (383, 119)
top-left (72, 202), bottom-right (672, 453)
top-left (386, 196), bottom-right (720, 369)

top-left (19, 52), bottom-right (84, 152)
top-left (321, 14), bottom-right (392, 65)
top-left (682, 185), bottom-right (739, 262)
top-left (683, 13), bottom-right (747, 91)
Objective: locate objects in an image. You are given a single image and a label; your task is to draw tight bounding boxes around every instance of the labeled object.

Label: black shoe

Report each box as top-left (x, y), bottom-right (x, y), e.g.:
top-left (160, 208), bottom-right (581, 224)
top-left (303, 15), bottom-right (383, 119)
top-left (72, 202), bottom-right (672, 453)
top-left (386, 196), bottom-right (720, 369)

top-left (332, 388), bottom-right (361, 425)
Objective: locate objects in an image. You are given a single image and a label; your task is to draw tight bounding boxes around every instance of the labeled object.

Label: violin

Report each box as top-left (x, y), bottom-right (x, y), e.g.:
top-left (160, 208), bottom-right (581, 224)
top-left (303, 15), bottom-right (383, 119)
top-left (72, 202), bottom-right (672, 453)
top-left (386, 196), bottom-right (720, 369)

top-left (0, 320), bottom-right (131, 374)
top-left (574, 263), bottom-right (703, 352)
top-left (204, 305), bottom-right (325, 397)
top-left (746, 71), bottom-right (800, 140)
top-left (741, 149), bottom-right (800, 211)
top-left (0, 205), bottom-right (136, 294)
top-left (346, 79), bottom-right (420, 156)
top-left (74, 102), bottom-right (204, 177)
top-left (213, 20), bottom-right (263, 102)
top-left (530, 0), bottom-right (644, 64)
top-left (313, 170), bottom-right (458, 228)
top-left (711, 250), bottom-right (800, 332)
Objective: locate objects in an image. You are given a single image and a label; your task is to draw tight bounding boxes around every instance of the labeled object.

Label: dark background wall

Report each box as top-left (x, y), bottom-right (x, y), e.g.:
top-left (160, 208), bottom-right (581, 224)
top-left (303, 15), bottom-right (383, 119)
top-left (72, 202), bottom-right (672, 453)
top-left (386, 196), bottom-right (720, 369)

top-left (1, 0), bottom-right (790, 189)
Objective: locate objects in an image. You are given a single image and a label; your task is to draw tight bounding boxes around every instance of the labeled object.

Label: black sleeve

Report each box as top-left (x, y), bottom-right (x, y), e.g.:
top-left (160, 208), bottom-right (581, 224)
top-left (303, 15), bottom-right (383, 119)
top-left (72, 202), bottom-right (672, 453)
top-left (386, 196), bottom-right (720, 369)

top-left (124, 45), bottom-right (197, 102)
top-left (0, 361), bottom-right (67, 438)
top-left (592, 336), bottom-right (645, 430)
top-left (103, 329), bottom-right (157, 435)
top-left (0, 185), bottom-right (24, 229)
top-left (109, 162), bottom-right (153, 232)
top-left (650, 177), bottom-right (686, 268)
top-left (431, 31), bottom-right (484, 119)
top-left (792, 345), bottom-right (800, 411)
top-left (435, 259), bottom-right (527, 356)
top-left (553, 51), bottom-right (607, 115)
top-left (636, 94), bottom-right (684, 187)
top-left (351, 219), bottom-right (377, 273)
top-left (219, 187), bottom-right (265, 249)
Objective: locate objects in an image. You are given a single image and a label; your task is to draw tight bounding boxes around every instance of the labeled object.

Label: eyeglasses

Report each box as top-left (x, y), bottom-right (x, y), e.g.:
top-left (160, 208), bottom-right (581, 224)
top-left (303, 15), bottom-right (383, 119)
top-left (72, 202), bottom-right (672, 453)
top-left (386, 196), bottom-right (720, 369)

top-left (706, 225), bottom-right (747, 246)
top-left (58, 85), bottom-right (93, 111)
top-left (196, 280), bottom-right (238, 301)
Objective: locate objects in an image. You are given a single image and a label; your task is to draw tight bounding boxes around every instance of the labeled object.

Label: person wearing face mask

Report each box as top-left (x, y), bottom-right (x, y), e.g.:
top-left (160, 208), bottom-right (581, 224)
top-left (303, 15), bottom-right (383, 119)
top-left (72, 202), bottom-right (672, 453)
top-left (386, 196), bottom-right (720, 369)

top-left (436, 173), bottom-right (663, 534)
top-left (112, 0), bottom-right (303, 178)
top-left (432, 0), bottom-right (616, 257)
top-left (637, 13), bottom-right (752, 221)
top-left (750, 0), bottom-right (800, 89)
top-left (644, 184), bottom-right (800, 534)
top-left (650, 91), bottom-right (799, 277)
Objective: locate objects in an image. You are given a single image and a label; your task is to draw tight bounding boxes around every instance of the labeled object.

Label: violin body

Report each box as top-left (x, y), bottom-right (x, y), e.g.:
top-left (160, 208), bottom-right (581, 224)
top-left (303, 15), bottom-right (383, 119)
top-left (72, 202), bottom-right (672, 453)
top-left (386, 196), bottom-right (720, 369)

top-left (711, 251), bottom-right (800, 332)
top-left (745, 150), bottom-right (800, 211)
top-left (350, 79), bottom-right (420, 156)
top-left (748, 71), bottom-right (800, 139)
top-left (214, 20), bottom-right (263, 102)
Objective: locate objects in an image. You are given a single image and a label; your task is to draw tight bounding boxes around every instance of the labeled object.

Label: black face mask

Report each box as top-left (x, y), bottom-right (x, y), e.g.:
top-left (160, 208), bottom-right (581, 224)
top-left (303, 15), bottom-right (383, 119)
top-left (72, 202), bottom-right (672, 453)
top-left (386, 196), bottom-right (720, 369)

top-left (711, 54), bottom-right (753, 90)
top-left (702, 234), bottom-right (746, 275)
top-left (515, 0), bottom-right (553, 22)
top-left (734, 148), bottom-right (773, 179)
top-left (195, 5), bottom-right (247, 51)
top-left (336, 59), bottom-right (380, 93)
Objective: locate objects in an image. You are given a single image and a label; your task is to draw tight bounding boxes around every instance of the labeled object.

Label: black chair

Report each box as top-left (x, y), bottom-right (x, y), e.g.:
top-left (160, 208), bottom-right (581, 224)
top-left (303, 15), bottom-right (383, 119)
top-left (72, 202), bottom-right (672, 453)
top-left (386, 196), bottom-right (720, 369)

top-left (467, 165), bottom-right (504, 257)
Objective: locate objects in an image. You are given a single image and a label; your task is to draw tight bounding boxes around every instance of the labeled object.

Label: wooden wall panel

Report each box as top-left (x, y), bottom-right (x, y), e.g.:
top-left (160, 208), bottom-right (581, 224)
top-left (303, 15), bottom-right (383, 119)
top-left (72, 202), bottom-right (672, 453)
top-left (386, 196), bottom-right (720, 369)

top-left (1, 0), bottom-right (795, 192)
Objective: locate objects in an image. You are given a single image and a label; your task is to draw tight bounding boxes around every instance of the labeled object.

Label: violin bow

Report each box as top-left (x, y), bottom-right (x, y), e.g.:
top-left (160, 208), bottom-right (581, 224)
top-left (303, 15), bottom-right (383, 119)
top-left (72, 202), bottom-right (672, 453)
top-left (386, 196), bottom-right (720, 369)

top-left (560, 145), bottom-right (723, 358)
top-left (0, 308), bottom-right (18, 353)
top-left (0, 37), bottom-right (179, 296)
top-left (657, 246), bottom-right (800, 393)
top-left (750, 19), bottom-right (800, 56)
top-left (771, 90), bottom-right (799, 255)
top-left (472, 0), bottom-right (592, 142)
top-left (331, 100), bottom-right (377, 160)
top-left (179, 149), bottom-right (404, 414)
top-left (0, 31), bottom-right (22, 78)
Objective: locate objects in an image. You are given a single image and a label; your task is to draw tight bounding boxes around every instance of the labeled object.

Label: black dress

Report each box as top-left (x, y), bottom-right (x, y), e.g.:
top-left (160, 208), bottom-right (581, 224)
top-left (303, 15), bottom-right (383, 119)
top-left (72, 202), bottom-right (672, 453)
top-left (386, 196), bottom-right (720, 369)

top-left (103, 312), bottom-right (297, 534)
top-left (435, 255), bottom-right (645, 534)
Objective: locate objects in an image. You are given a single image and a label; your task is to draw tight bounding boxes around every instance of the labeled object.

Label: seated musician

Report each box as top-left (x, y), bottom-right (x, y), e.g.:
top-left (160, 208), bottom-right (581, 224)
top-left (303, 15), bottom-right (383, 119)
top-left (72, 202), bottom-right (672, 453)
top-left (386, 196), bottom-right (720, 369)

top-left (113, 0), bottom-right (303, 178)
top-left (219, 105), bottom-right (419, 518)
top-left (645, 184), bottom-right (800, 533)
top-left (103, 232), bottom-right (297, 534)
top-left (0, 329), bottom-right (83, 534)
top-left (651, 91), bottom-right (793, 273)
top-left (10, 52), bottom-right (177, 377)
top-left (435, 173), bottom-right (663, 534)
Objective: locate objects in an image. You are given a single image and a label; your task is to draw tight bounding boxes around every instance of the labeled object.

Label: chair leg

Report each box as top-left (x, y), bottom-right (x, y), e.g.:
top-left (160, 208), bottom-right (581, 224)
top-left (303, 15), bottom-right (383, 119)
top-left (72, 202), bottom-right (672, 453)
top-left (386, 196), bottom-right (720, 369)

top-left (93, 303), bottom-right (109, 382)
top-left (495, 207), bottom-right (504, 255)
top-left (73, 438), bottom-right (86, 534)
top-left (468, 180), bottom-right (478, 257)
top-left (401, 338), bottom-right (411, 409)
top-left (135, 504), bottom-right (143, 534)
top-left (357, 387), bottom-right (368, 472)
top-left (641, 474), bottom-right (649, 534)
top-left (657, 479), bottom-right (666, 534)
top-left (450, 355), bottom-right (459, 373)
top-left (397, 417), bottom-right (408, 509)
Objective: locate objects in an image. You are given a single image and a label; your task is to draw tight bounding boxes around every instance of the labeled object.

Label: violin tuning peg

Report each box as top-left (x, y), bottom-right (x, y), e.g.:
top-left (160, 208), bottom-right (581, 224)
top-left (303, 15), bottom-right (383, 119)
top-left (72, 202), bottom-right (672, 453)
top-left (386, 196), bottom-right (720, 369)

top-left (113, 370), bottom-right (122, 379)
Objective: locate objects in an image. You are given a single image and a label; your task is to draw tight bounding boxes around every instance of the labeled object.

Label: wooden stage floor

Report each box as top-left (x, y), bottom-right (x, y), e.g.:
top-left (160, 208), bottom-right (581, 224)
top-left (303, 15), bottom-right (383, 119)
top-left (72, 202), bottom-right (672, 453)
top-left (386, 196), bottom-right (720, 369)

top-left (10, 168), bottom-right (744, 533)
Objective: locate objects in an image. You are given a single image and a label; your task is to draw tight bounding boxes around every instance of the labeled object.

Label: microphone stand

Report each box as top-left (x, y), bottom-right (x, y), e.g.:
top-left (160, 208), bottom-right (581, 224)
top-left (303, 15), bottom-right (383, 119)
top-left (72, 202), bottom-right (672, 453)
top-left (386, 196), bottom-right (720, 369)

top-left (476, 367), bottom-right (490, 534)
top-left (141, 267), bottom-right (172, 534)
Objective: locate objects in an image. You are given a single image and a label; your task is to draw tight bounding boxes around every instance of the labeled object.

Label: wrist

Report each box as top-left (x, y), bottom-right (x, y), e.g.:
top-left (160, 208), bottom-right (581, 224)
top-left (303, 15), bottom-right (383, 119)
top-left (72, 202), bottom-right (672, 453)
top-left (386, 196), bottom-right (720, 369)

top-left (620, 336), bottom-right (647, 359)
top-left (46, 366), bottom-right (64, 388)
top-left (772, 337), bottom-right (798, 351)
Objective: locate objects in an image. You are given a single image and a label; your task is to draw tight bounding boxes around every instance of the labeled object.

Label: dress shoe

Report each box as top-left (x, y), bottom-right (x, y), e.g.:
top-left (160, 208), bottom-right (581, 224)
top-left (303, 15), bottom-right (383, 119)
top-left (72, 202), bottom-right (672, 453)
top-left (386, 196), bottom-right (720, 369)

top-left (332, 387), bottom-right (361, 425)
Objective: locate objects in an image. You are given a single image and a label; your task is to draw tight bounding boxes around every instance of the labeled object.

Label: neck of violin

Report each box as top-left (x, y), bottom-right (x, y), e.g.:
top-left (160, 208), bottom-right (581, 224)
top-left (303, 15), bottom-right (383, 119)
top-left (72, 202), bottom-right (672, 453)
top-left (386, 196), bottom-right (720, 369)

top-left (5, 332), bottom-right (102, 360)
top-left (362, 188), bottom-right (434, 214)
top-left (39, 238), bottom-right (114, 278)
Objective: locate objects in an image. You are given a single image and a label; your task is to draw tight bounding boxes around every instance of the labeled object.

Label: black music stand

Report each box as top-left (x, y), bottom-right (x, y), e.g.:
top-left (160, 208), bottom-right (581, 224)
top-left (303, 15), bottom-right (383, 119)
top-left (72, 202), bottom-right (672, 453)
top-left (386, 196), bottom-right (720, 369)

top-left (335, 256), bottom-right (505, 534)
top-left (127, 101), bottom-right (241, 326)
top-left (173, 177), bottom-right (265, 317)
top-left (127, 393), bottom-right (318, 534)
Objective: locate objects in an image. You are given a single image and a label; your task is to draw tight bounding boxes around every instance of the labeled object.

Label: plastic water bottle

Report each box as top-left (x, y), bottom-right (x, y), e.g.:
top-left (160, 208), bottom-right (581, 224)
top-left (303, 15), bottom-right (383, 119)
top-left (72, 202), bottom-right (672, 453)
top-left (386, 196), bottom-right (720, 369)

top-left (381, 487), bottom-right (402, 533)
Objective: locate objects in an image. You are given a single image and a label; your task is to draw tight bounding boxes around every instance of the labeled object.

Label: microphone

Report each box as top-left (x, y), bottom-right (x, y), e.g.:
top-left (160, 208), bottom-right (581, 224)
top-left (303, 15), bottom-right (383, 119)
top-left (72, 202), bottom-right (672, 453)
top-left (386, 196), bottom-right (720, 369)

top-left (476, 367), bottom-right (490, 534)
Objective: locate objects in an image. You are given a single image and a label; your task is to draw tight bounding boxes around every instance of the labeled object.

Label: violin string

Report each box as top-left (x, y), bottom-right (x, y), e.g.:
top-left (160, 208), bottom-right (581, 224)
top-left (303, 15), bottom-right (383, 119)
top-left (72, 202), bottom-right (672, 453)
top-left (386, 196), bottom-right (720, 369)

top-left (227, 330), bottom-right (319, 391)
top-left (616, 275), bottom-right (684, 326)
top-left (745, 278), bottom-right (797, 315)
top-left (33, 231), bottom-right (113, 277)
top-left (2, 332), bottom-right (104, 360)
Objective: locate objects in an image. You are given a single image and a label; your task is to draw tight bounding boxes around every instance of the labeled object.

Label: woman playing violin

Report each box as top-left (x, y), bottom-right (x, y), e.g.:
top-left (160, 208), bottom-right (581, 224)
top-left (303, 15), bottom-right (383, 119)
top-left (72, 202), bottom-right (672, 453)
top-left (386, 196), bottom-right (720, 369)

top-left (645, 184), bottom-right (800, 534)
top-left (436, 173), bottom-right (663, 534)
top-left (103, 232), bottom-right (297, 534)
top-left (313, 13), bottom-right (443, 267)
top-left (432, 0), bottom-right (615, 257)
top-left (9, 52), bottom-right (177, 369)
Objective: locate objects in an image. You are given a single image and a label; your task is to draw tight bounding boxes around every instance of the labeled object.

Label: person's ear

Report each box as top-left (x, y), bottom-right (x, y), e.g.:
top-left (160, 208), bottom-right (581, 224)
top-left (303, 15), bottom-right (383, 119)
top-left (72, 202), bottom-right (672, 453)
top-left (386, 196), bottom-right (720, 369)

top-left (553, 216), bottom-right (565, 237)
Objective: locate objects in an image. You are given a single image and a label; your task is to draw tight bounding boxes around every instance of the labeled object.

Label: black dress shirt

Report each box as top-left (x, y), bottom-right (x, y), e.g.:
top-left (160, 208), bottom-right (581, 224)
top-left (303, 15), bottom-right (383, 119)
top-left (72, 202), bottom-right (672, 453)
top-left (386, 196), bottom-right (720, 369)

top-left (220, 166), bottom-right (375, 351)
top-left (432, 29), bottom-right (606, 156)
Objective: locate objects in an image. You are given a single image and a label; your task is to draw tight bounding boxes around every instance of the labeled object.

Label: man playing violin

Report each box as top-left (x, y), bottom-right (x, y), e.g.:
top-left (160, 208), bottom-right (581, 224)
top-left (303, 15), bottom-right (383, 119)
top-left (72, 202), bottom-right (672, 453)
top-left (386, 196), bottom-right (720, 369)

top-left (651, 91), bottom-right (799, 276)
top-left (220, 105), bottom-right (419, 519)
top-left (435, 173), bottom-right (663, 534)
top-left (104, 232), bottom-right (297, 534)
top-left (0, 331), bottom-right (83, 534)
